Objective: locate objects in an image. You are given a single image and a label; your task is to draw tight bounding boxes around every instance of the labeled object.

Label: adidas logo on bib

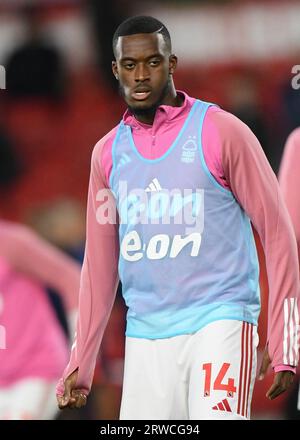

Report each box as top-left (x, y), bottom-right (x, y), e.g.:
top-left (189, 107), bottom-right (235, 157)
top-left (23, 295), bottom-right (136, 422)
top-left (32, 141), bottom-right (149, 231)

top-left (145, 178), bottom-right (162, 192)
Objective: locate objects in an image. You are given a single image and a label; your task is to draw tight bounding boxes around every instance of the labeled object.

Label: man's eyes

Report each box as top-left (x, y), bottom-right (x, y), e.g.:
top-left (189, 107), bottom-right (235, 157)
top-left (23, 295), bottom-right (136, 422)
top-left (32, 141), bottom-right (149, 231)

top-left (122, 59), bottom-right (160, 69)
top-left (124, 63), bottom-right (135, 69)
top-left (149, 59), bottom-right (160, 66)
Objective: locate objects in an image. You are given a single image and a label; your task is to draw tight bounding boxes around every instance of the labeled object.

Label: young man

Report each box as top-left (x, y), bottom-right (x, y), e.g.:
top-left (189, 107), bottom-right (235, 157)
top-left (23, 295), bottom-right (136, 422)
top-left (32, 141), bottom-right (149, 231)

top-left (278, 127), bottom-right (300, 412)
top-left (56, 16), bottom-right (299, 420)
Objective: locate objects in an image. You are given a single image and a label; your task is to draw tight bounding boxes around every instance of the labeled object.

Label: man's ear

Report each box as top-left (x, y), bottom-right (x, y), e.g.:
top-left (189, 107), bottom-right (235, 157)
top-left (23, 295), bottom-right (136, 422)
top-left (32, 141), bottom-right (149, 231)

top-left (112, 61), bottom-right (119, 80)
top-left (169, 54), bottom-right (178, 75)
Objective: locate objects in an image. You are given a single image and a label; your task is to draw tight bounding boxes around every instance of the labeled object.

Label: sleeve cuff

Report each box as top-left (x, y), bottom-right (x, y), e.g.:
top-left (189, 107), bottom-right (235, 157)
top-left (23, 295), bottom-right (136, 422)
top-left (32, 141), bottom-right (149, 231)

top-left (274, 365), bottom-right (296, 374)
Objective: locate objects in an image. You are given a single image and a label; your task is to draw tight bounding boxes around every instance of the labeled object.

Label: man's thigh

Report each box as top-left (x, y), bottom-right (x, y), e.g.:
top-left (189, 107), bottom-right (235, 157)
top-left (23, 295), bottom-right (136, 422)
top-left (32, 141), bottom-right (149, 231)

top-left (120, 335), bottom-right (188, 420)
top-left (189, 320), bottom-right (258, 420)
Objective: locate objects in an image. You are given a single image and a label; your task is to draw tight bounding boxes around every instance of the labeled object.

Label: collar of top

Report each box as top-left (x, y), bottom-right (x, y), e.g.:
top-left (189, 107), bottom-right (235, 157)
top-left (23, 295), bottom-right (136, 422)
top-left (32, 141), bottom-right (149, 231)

top-left (122, 90), bottom-right (195, 130)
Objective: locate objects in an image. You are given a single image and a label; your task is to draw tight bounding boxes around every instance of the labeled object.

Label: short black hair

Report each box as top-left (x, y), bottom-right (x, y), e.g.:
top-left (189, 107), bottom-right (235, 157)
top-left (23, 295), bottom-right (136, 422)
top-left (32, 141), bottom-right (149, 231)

top-left (112, 16), bottom-right (172, 58)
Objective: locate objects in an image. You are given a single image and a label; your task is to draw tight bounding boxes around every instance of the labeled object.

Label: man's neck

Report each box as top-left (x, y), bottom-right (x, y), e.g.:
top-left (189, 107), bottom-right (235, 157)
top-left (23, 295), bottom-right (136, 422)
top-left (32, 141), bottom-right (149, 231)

top-left (132, 90), bottom-right (184, 125)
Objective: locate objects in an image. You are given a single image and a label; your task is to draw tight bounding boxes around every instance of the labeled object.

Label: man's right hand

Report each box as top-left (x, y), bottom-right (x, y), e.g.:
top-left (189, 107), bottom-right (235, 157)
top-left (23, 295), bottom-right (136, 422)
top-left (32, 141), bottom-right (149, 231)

top-left (57, 370), bottom-right (87, 409)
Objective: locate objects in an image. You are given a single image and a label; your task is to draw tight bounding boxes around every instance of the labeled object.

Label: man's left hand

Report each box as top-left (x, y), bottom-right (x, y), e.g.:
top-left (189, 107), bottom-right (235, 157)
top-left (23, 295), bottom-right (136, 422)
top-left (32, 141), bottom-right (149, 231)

top-left (258, 348), bottom-right (294, 400)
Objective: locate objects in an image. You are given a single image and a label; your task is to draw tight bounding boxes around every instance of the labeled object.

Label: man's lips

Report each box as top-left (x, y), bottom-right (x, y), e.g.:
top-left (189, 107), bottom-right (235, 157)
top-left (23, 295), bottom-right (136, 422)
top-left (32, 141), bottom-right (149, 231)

top-left (132, 89), bottom-right (151, 101)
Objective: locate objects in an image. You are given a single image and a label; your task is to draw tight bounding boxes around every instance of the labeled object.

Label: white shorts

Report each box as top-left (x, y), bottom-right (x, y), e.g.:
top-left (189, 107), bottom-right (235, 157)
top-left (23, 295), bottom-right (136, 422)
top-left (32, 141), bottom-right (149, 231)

top-left (120, 320), bottom-right (258, 420)
top-left (0, 378), bottom-right (58, 420)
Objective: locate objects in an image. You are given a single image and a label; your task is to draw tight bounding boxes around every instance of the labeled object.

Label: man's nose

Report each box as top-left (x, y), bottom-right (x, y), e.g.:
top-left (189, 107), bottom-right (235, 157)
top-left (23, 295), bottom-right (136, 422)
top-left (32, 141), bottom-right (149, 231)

top-left (135, 63), bottom-right (150, 81)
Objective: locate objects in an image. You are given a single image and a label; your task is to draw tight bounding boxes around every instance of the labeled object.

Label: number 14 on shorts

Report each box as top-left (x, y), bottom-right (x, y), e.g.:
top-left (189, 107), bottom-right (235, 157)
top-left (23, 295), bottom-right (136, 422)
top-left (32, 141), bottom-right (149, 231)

top-left (202, 363), bottom-right (237, 397)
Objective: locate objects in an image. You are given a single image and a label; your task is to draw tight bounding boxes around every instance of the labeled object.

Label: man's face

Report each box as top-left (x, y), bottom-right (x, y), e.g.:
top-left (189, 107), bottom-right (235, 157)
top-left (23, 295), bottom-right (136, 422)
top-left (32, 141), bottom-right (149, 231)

top-left (112, 33), bottom-right (177, 113)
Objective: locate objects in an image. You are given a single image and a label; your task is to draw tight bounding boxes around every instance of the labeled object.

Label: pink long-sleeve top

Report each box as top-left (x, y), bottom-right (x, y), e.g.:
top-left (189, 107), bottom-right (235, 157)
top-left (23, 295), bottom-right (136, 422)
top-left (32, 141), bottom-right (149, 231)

top-left (278, 127), bottom-right (300, 260)
top-left (0, 220), bottom-right (81, 312)
top-left (57, 91), bottom-right (299, 396)
top-left (0, 257), bottom-right (69, 386)
top-left (0, 221), bottom-right (81, 386)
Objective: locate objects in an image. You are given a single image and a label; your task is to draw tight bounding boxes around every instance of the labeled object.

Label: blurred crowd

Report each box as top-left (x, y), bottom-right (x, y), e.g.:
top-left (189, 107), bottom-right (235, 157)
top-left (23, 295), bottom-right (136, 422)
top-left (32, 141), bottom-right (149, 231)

top-left (0, 0), bottom-right (299, 420)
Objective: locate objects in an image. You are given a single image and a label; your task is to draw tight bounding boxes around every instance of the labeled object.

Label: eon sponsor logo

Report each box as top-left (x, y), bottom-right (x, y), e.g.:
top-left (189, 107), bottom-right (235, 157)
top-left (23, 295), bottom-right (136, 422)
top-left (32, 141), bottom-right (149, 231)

top-left (120, 230), bottom-right (202, 262)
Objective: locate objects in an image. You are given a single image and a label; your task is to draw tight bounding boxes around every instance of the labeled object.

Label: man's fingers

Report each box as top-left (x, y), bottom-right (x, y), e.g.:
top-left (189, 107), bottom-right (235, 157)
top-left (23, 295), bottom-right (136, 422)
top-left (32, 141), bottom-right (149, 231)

top-left (266, 383), bottom-right (284, 400)
top-left (56, 370), bottom-right (86, 410)
top-left (57, 370), bottom-right (83, 409)
top-left (266, 371), bottom-right (294, 400)
top-left (258, 349), bottom-right (271, 380)
top-left (57, 391), bottom-right (86, 409)
top-left (58, 377), bottom-right (73, 408)
top-left (57, 395), bottom-right (65, 409)
top-left (71, 390), bottom-right (87, 409)
top-left (74, 393), bottom-right (87, 409)
top-left (57, 394), bottom-right (72, 409)
top-left (57, 394), bottom-right (75, 409)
